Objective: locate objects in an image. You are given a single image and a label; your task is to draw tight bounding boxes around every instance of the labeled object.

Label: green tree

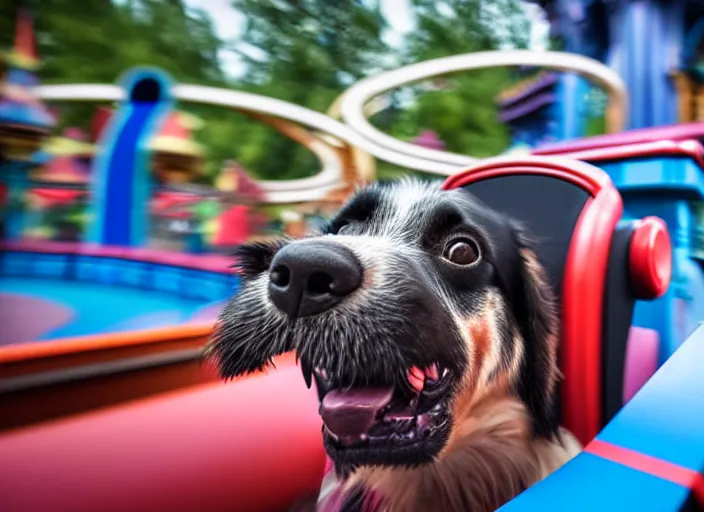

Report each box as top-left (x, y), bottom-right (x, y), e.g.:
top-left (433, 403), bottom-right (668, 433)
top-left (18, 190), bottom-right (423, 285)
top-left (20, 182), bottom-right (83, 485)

top-left (2, 0), bottom-right (235, 178)
top-left (12, 0), bottom-right (226, 85)
top-left (224, 0), bottom-right (390, 180)
top-left (1, 0), bottom-right (534, 184)
top-left (386, 0), bottom-right (531, 162)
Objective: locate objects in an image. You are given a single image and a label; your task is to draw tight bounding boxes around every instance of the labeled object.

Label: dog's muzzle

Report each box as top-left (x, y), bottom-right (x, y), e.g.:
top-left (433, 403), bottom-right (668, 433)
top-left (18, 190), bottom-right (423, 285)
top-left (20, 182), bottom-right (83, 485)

top-left (267, 241), bottom-right (363, 318)
top-left (262, 240), bottom-right (455, 468)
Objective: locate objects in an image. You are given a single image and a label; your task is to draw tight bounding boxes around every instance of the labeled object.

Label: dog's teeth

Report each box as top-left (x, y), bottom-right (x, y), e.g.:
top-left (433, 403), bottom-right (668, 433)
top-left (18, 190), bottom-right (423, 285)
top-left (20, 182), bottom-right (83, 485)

top-left (441, 368), bottom-right (449, 378)
top-left (300, 359), bottom-right (313, 389)
top-left (407, 366), bottom-right (425, 392)
top-left (424, 364), bottom-right (439, 381)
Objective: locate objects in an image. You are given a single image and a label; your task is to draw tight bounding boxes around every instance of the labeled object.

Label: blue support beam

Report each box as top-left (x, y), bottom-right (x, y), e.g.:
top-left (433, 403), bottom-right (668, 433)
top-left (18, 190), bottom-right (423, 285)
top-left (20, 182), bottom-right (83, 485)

top-left (87, 68), bottom-right (174, 247)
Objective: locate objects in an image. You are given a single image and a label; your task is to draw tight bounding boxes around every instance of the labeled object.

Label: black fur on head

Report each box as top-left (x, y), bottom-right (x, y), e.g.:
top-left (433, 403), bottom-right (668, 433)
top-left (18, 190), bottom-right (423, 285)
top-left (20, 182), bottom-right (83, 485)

top-left (507, 223), bottom-right (560, 438)
top-left (207, 178), bottom-right (562, 474)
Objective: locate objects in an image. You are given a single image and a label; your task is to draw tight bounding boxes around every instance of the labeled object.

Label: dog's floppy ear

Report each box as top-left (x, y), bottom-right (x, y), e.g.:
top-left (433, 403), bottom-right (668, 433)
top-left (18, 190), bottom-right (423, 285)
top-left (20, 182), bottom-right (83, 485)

top-left (509, 222), bottom-right (561, 439)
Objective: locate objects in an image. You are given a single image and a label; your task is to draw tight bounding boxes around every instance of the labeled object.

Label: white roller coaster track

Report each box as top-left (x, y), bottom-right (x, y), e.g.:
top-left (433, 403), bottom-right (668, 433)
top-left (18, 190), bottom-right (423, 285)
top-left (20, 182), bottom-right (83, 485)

top-left (33, 84), bottom-right (384, 203)
top-left (337, 50), bottom-right (628, 174)
top-left (34, 51), bottom-right (628, 187)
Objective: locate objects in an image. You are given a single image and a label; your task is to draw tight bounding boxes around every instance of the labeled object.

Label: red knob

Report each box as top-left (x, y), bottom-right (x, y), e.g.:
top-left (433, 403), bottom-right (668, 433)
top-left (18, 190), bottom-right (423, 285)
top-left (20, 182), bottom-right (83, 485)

top-left (629, 216), bottom-right (672, 299)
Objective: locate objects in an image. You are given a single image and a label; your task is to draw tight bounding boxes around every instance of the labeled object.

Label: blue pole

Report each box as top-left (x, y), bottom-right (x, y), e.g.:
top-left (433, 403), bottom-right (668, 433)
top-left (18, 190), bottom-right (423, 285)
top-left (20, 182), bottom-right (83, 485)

top-left (87, 68), bottom-right (174, 247)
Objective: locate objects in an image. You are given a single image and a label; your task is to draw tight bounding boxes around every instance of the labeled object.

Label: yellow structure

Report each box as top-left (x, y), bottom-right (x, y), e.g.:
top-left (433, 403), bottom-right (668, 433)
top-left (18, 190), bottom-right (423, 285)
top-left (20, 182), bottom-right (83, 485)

top-left (670, 71), bottom-right (704, 122)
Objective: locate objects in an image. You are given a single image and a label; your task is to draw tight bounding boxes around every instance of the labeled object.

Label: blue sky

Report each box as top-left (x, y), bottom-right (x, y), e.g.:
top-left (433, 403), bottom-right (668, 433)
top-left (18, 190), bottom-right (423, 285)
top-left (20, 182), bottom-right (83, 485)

top-left (182, 0), bottom-right (548, 78)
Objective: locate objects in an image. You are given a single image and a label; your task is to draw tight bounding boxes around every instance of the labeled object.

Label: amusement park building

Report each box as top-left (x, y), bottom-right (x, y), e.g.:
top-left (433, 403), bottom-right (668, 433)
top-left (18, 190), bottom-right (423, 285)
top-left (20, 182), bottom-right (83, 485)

top-left (500, 0), bottom-right (704, 147)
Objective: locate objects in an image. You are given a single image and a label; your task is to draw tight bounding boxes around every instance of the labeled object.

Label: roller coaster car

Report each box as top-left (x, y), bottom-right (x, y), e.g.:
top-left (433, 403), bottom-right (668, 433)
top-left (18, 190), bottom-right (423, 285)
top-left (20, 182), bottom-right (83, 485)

top-left (443, 156), bottom-right (672, 445)
top-left (0, 158), bottom-right (677, 512)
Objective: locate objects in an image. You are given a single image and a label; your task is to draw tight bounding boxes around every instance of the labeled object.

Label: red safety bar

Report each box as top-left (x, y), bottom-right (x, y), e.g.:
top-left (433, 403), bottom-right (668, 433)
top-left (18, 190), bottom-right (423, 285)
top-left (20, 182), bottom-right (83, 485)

top-left (0, 360), bottom-right (325, 512)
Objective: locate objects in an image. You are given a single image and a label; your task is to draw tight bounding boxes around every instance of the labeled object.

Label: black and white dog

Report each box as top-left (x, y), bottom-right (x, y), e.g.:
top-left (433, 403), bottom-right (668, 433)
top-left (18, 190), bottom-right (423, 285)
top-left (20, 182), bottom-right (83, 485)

top-left (207, 179), bottom-right (580, 512)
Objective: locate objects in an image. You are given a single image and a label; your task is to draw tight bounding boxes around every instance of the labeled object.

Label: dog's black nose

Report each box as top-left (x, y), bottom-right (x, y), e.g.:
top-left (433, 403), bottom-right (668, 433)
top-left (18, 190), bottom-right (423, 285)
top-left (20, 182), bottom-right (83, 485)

top-left (268, 242), bottom-right (363, 318)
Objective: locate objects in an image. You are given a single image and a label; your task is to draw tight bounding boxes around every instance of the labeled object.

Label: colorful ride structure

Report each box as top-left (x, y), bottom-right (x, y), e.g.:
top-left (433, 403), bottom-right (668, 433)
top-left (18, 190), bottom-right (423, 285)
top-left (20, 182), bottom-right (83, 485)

top-left (516, 0), bottom-right (704, 367)
top-left (0, 10), bottom-right (371, 435)
top-left (493, 3), bottom-right (704, 364)
top-left (502, 0), bottom-right (704, 145)
top-left (0, 60), bottom-right (237, 431)
top-left (532, 0), bottom-right (704, 128)
top-left (496, 69), bottom-right (605, 148)
top-left (0, 8), bottom-right (56, 241)
top-left (491, 4), bottom-right (704, 363)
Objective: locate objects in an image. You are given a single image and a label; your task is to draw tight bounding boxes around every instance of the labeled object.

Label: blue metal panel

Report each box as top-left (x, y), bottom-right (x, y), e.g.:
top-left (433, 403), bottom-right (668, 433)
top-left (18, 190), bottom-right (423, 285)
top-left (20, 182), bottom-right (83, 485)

top-left (596, 324), bottom-right (704, 472)
top-left (556, 73), bottom-right (589, 141)
top-left (113, 260), bottom-right (151, 288)
top-left (597, 158), bottom-right (704, 197)
top-left (538, 0), bottom-right (685, 135)
top-left (152, 265), bottom-right (185, 294)
top-left (180, 270), bottom-right (212, 300)
top-left (0, 251), bottom-right (32, 276)
top-left (30, 254), bottom-right (69, 279)
top-left (190, 273), bottom-right (236, 302)
top-left (91, 258), bottom-right (121, 285)
top-left (74, 256), bottom-right (103, 282)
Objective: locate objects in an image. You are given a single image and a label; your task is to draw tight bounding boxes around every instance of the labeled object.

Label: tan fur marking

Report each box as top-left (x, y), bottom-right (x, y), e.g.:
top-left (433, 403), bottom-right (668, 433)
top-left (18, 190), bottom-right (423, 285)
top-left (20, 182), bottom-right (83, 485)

top-left (448, 295), bottom-right (498, 433)
top-left (351, 396), bottom-right (580, 512)
top-left (519, 248), bottom-right (560, 394)
top-left (508, 330), bottom-right (525, 381)
top-left (469, 317), bottom-right (491, 380)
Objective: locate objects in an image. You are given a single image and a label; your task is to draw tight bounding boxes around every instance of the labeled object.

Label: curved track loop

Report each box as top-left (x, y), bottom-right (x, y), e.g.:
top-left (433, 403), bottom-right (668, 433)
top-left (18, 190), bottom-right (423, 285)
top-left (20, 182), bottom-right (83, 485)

top-left (244, 112), bottom-right (372, 203)
top-left (338, 50), bottom-right (629, 174)
top-left (242, 112), bottom-right (351, 202)
top-left (34, 84), bottom-right (376, 203)
top-left (35, 83), bottom-right (460, 175)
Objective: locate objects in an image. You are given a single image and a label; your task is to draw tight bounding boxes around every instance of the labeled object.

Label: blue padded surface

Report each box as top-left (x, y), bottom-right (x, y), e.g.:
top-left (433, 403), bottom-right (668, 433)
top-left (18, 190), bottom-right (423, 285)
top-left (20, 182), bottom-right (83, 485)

top-left (596, 324), bottom-right (704, 472)
top-left (501, 325), bottom-right (704, 510)
top-left (498, 452), bottom-right (690, 511)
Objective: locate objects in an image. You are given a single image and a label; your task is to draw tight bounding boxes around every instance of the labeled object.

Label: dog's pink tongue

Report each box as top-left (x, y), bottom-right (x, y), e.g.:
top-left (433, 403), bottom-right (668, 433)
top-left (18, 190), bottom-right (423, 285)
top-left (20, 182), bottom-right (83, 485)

top-left (320, 387), bottom-right (394, 440)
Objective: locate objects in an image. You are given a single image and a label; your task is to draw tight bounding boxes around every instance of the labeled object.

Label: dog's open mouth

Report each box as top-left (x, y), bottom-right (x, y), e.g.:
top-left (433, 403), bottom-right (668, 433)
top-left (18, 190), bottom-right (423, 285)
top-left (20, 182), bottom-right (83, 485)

top-left (308, 363), bottom-right (454, 467)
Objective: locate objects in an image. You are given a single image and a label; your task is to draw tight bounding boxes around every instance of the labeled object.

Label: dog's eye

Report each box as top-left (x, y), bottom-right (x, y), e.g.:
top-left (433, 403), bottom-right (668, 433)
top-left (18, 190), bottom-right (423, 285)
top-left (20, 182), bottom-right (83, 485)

top-left (443, 239), bottom-right (480, 266)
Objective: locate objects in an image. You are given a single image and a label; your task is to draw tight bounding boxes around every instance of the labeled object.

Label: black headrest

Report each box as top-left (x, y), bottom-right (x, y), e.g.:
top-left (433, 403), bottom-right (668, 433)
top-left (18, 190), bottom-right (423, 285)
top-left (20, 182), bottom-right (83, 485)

top-left (459, 174), bottom-right (590, 302)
